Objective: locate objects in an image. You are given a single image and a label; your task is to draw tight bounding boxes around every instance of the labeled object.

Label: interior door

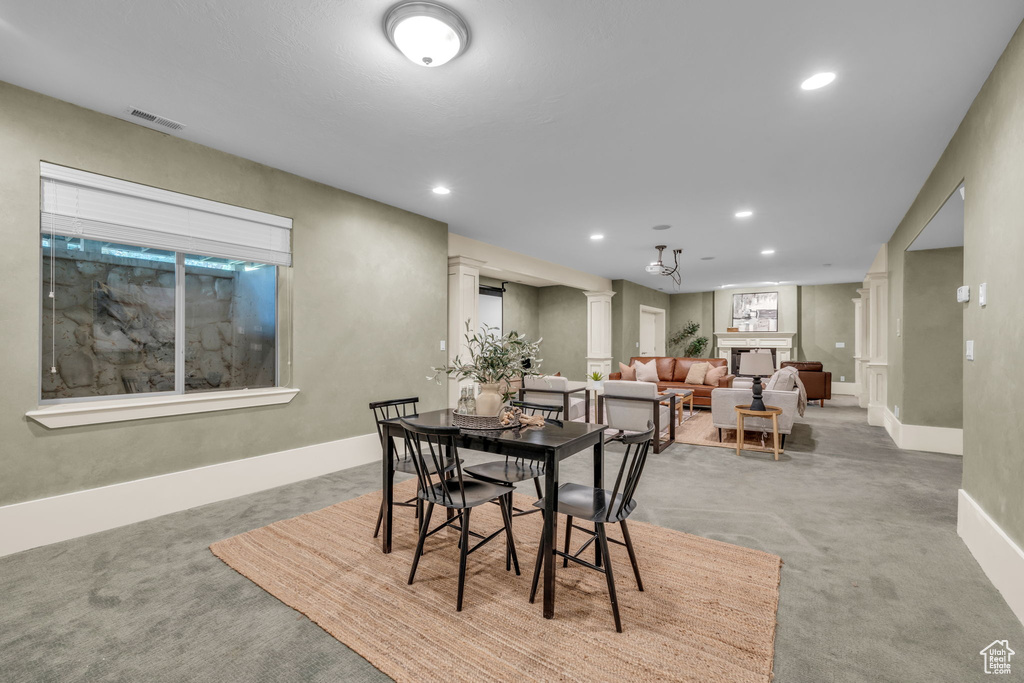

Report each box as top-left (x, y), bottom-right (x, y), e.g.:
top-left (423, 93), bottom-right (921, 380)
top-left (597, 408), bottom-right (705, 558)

top-left (639, 310), bottom-right (656, 356)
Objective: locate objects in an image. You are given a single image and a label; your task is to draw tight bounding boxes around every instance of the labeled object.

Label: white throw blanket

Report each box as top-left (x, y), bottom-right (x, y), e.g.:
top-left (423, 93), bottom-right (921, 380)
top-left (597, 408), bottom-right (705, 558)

top-left (778, 366), bottom-right (808, 417)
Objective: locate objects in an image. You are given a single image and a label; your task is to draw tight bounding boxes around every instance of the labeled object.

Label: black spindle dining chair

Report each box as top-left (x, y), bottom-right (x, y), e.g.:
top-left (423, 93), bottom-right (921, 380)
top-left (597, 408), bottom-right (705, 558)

top-left (401, 419), bottom-right (520, 612)
top-left (463, 400), bottom-right (560, 517)
top-left (528, 422), bottom-right (656, 632)
top-left (369, 397), bottom-right (459, 538)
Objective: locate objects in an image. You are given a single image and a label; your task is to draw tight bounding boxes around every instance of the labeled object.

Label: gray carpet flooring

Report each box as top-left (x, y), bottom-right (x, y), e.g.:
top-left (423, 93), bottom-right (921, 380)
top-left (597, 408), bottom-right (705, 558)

top-left (2, 396), bottom-right (1021, 682)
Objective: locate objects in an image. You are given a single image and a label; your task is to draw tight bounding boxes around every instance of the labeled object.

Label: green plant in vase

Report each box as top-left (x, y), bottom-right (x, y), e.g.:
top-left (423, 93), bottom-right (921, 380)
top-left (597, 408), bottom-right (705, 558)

top-left (589, 371), bottom-right (604, 382)
top-left (429, 322), bottom-right (543, 416)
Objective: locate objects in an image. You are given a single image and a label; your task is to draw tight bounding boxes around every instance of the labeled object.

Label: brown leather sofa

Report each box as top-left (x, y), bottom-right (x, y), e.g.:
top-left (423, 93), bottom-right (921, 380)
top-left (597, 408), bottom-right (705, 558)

top-left (780, 360), bottom-right (832, 406)
top-left (607, 356), bottom-right (735, 407)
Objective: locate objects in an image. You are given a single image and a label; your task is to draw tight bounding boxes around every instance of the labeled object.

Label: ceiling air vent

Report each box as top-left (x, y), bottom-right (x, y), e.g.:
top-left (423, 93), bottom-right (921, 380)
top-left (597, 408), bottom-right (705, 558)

top-left (125, 106), bottom-right (186, 131)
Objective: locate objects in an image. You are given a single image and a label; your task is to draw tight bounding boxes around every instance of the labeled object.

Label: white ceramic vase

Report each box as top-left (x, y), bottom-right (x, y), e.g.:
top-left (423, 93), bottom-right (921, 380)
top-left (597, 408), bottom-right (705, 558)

top-left (476, 383), bottom-right (504, 417)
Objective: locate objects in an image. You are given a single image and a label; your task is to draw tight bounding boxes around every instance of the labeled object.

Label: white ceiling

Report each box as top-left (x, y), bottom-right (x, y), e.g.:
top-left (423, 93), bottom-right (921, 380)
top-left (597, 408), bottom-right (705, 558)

top-left (0, 1), bottom-right (1019, 292)
top-left (907, 185), bottom-right (964, 252)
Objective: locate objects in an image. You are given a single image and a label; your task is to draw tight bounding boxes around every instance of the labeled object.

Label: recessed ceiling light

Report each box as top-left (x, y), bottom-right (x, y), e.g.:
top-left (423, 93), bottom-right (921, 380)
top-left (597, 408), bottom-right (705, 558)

top-left (652, 224), bottom-right (671, 231)
top-left (384, 2), bottom-right (470, 68)
top-left (590, 234), bottom-right (604, 240)
top-left (801, 72), bottom-right (836, 90)
top-left (721, 284), bottom-right (736, 289)
top-left (432, 186), bottom-right (451, 195)
top-left (700, 256), bottom-right (715, 261)
top-left (823, 263), bottom-right (832, 267)
top-left (761, 249), bottom-right (775, 255)
top-left (735, 210), bottom-right (753, 218)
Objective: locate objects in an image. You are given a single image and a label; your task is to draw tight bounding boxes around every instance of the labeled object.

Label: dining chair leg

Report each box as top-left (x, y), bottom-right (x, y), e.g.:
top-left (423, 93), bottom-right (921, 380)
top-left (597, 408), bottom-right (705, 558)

top-left (457, 508), bottom-right (471, 612)
top-left (498, 495), bottom-right (520, 576)
top-left (407, 502), bottom-right (434, 585)
top-left (373, 499), bottom-right (384, 539)
top-left (529, 512), bottom-right (545, 604)
top-left (533, 477), bottom-right (543, 499)
top-left (595, 523), bottom-right (622, 632)
top-left (619, 520), bottom-right (644, 591)
top-left (562, 515), bottom-right (573, 568)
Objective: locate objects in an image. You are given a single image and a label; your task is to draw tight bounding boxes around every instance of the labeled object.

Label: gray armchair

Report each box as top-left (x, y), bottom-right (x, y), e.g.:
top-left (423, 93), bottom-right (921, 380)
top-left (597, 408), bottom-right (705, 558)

top-left (519, 375), bottom-right (589, 421)
top-left (711, 386), bottom-right (799, 448)
top-left (597, 380), bottom-right (675, 453)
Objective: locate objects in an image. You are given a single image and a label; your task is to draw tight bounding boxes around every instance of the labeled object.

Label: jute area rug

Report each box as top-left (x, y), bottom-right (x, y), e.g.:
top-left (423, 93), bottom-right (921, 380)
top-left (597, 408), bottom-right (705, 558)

top-left (676, 411), bottom-right (784, 454)
top-left (211, 479), bottom-right (782, 682)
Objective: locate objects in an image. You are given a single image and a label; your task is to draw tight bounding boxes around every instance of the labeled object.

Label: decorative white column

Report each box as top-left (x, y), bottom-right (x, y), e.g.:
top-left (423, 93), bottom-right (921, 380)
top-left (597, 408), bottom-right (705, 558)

top-left (852, 289), bottom-right (866, 407)
top-left (583, 290), bottom-right (615, 378)
top-left (864, 270), bottom-right (888, 426)
top-left (448, 256), bottom-right (484, 408)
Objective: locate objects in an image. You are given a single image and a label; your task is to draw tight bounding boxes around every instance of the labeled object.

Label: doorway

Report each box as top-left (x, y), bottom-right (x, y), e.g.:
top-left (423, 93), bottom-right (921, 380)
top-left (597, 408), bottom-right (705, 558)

top-left (638, 305), bottom-right (666, 357)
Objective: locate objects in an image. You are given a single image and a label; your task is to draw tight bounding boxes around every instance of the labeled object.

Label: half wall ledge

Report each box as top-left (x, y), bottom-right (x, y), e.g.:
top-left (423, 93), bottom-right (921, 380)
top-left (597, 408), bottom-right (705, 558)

top-left (25, 387), bottom-right (300, 429)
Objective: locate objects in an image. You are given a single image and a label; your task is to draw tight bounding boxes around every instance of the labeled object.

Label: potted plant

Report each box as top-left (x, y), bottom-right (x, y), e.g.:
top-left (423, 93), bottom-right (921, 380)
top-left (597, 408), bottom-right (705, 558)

top-left (588, 370), bottom-right (605, 391)
top-left (430, 322), bottom-right (543, 416)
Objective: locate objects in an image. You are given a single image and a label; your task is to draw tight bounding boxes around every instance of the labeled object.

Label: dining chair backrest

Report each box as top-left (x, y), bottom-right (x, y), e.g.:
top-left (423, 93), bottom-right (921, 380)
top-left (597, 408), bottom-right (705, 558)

top-left (512, 400), bottom-right (563, 421)
top-left (400, 419), bottom-right (465, 507)
top-left (602, 380), bottom-right (661, 432)
top-left (369, 397), bottom-right (419, 444)
top-left (605, 422), bottom-right (656, 521)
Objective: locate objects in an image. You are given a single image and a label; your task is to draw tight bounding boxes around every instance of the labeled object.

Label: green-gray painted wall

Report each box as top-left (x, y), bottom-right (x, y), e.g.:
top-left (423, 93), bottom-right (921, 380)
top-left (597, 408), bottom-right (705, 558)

top-left (797, 283), bottom-right (860, 381)
top-left (667, 292), bottom-right (715, 357)
top-left (480, 277), bottom-right (540, 341)
top-left (902, 248), bottom-right (964, 429)
top-left (536, 286), bottom-right (587, 379)
top-left (885, 20), bottom-right (1024, 547)
top-left (0, 81), bottom-right (448, 506)
top-left (611, 280), bottom-right (671, 366)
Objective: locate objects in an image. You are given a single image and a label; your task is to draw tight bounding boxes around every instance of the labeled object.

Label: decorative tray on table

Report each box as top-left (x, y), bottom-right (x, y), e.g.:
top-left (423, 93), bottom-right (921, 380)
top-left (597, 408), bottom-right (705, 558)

top-left (452, 407), bottom-right (521, 430)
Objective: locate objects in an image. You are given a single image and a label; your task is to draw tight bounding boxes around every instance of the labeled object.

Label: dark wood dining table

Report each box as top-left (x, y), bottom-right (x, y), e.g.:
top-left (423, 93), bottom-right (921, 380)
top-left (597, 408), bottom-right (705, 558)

top-left (378, 409), bottom-right (608, 619)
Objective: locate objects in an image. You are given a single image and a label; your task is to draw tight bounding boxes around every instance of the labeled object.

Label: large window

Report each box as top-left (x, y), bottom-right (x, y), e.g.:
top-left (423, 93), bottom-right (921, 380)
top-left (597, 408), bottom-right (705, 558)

top-left (39, 164), bottom-right (291, 403)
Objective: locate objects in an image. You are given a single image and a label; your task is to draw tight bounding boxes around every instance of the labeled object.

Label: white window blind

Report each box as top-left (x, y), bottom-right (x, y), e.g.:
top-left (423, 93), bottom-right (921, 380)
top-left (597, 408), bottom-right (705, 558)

top-left (40, 162), bottom-right (292, 266)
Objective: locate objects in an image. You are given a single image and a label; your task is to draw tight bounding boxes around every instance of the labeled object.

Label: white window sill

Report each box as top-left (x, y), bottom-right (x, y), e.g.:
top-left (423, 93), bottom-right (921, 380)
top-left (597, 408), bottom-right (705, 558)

top-left (26, 387), bottom-right (300, 429)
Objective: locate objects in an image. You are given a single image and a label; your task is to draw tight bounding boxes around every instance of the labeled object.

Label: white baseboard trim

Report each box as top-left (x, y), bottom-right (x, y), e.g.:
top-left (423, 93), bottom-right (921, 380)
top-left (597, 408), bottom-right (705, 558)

top-left (958, 489), bottom-right (1024, 626)
top-left (831, 381), bottom-right (858, 396)
top-left (868, 403), bottom-right (886, 427)
top-left (0, 432), bottom-right (382, 558)
top-left (881, 407), bottom-right (963, 455)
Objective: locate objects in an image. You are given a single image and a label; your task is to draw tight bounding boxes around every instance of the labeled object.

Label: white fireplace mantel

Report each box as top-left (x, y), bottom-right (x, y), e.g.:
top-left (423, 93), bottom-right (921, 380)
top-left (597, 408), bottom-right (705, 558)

top-left (715, 331), bottom-right (796, 369)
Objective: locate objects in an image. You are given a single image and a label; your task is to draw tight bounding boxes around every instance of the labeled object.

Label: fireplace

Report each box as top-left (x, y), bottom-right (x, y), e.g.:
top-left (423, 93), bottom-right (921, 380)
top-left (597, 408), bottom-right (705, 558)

top-left (731, 348), bottom-right (777, 376)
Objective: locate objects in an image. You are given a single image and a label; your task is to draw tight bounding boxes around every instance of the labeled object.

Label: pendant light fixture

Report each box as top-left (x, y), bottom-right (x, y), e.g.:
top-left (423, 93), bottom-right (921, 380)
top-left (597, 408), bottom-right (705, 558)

top-left (384, 2), bottom-right (470, 68)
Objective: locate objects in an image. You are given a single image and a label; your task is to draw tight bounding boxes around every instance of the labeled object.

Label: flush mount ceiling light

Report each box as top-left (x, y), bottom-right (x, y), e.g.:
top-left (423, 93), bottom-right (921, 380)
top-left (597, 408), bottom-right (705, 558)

top-left (652, 224), bottom-right (671, 231)
top-left (432, 185), bottom-right (451, 194)
top-left (384, 2), bottom-right (470, 67)
top-left (801, 72), bottom-right (836, 90)
top-left (734, 210), bottom-right (753, 218)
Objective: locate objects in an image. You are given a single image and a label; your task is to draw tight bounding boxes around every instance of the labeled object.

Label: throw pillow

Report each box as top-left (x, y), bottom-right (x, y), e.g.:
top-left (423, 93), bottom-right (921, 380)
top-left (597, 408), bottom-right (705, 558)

top-left (703, 365), bottom-right (727, 386)
top-left (684, 361), bottom-right (710, 385)
top-left (618, 362), bottom-right (636, 381)
top-left (634, 359), bottom-right (660, 383)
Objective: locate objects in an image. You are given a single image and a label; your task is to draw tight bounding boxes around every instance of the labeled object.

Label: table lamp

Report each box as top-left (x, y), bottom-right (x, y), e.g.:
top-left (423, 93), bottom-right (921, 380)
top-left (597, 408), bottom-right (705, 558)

top-left (738, 352), bottom-right (776, 412)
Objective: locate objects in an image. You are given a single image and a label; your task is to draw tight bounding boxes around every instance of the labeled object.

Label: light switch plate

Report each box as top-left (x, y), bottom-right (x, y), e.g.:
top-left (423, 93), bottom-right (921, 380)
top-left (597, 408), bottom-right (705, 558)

top-left (957, 285), bottom-right (970, 303)
top-left (835, 342), bottom-right (845, 348)
top-left (979, 283), bottom-right (987, 306)
top-left (440, 340), bottom-right (446, 351)
top-left (966, 340), bottom-right (975, 361)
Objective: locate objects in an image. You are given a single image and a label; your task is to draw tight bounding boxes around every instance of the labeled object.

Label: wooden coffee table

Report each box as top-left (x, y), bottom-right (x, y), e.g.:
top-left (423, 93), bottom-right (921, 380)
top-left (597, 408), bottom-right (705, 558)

top-left (660, 389), bottom-right (694, 424)
top-left (734, 404), bottom-right (783, 460)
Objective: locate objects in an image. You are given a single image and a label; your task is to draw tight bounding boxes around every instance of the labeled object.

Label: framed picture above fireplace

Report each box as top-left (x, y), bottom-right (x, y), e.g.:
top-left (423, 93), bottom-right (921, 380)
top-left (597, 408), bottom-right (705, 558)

top-left (732, 292), bottom-right (779, 332)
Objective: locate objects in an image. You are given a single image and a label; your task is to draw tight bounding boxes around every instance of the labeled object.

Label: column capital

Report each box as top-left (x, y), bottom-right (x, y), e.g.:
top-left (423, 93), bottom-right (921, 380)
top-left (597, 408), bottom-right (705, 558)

top-left (582, 290), bottom-right (616, 299)
top-left (448, 255), bottom-right (486, 270)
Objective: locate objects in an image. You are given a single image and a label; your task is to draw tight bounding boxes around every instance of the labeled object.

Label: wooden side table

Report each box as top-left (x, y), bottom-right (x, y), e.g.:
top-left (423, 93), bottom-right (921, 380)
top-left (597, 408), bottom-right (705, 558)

top-left (659, 389), bottom-right (694, 424)
top-left (734, 404), bottom-right (783, 461)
